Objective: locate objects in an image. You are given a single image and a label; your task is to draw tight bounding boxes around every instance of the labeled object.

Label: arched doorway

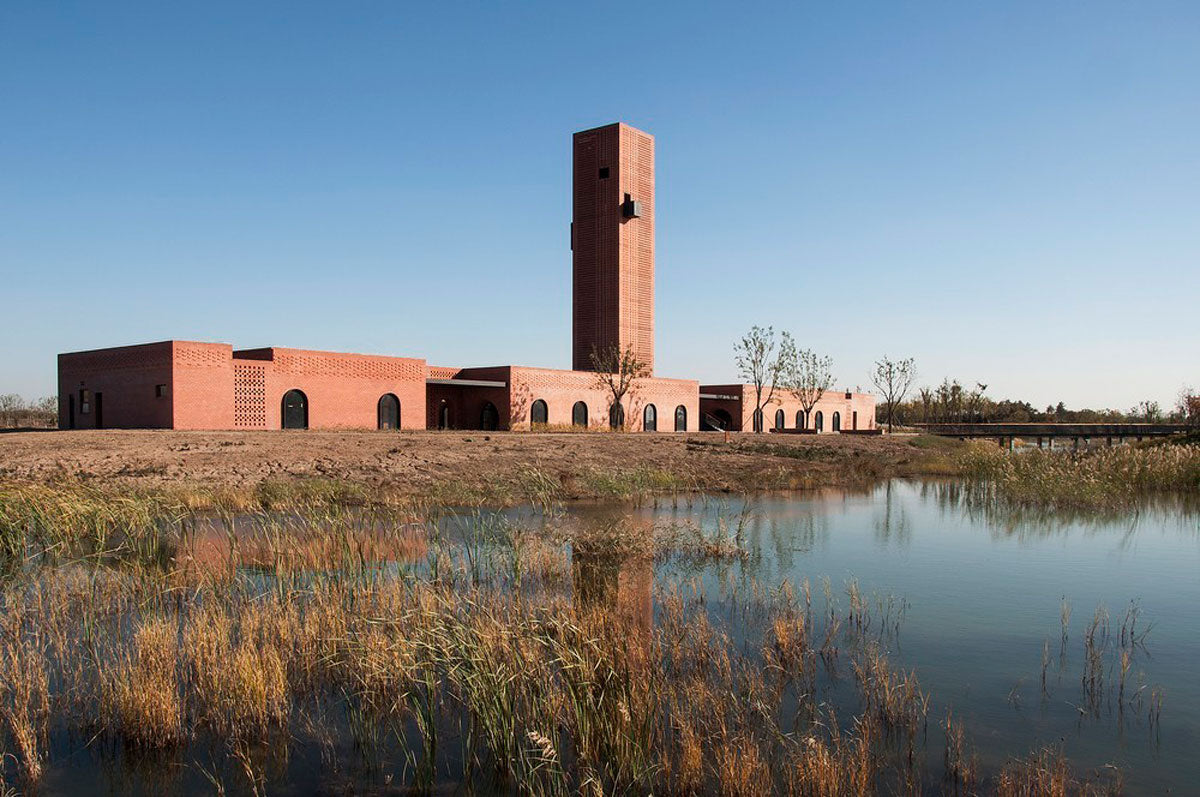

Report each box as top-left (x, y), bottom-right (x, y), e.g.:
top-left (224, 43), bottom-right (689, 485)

top-left (643, 404), bottom-right (657, 432)
top-left (572, 401), bottom-right (588, 428)
top-left (706, 408), bottom-right (733, 431)
top-left (438, 401), bottom-right (451, 430)
top-left (774, 409), bottom-right (785, 431)
top-left (832, 412), bottom-right (841, 432)
top-left (814, 410), bottom-right (824, 433)
top-left (377, 394), bottom-right (400, 430)
top-left (480, 401), bottom-right (499, 431)
top-left (796, 410), bottom-right (805, 430)
top-left (609, 402), bottom-right (625, 430)
top-left (674, 405), bottom-right (687, 432)
top-left (282, 389), bottom-right (308, 429)
top-left (530, 399), bottom-right (548, 426)
top-left (752, 408), bottom-right (764, 432)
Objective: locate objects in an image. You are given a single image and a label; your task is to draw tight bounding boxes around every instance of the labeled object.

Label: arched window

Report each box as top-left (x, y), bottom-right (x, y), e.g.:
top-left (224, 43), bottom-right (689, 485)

top-left (752, 408), bottom-right (764, 432)
top-left (282, 389), bottom-right (308, 430)
top-left (814, 410), bottom-right (824, 433)
top-left (572, 401), bottom-right (588, 428)
top-left (377, 394), bottom-right (400, 430)
top-left (610, 402), bottom-right (625, 430)
top-left (480, 401), bottom-right (499, 431)
top-left (675, 405), bottom-right (687, 432)
top-left (796, 410), bottom-right (805, 430)
top-left (832, 411), bottom-right (841, 432)
top-left (530, 399), bottom-right (548, 426)
top-left (774, 409), bottom-right (785, 430)
top-left (643, 404), bottom-right (657, 432)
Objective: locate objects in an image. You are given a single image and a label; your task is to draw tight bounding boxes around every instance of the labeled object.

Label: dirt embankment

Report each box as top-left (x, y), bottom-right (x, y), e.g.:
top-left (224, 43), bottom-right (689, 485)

top-left (0, 429), bottom-right (963, 504)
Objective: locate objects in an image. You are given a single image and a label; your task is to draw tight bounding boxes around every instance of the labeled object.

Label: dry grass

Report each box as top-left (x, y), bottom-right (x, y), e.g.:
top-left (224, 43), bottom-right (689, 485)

top-left (0, 501), bottom-right (1133, 794)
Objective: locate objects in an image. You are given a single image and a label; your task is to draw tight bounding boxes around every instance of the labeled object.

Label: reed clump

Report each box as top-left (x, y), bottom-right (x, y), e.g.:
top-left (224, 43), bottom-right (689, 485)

top-left (0, 504), bottom-right (1129, 794)
top-left (961, 442), bottom-right (1200, 508)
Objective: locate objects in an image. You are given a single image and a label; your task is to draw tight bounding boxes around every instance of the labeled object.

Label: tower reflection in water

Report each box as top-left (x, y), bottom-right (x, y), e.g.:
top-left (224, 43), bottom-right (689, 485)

top-left (568, 506), bottom-right (653, 636)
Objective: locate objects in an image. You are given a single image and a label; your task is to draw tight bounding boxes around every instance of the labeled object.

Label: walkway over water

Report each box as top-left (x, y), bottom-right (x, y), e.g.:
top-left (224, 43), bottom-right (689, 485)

top-left (916, 422), bottom-right (1191, 448)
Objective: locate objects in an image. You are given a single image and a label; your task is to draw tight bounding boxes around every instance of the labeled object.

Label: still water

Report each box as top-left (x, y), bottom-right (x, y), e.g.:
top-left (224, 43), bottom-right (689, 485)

top-left (553, 480), bottom-right (1200, 794)
top-left (33, 479), bottom-right (1200, 794)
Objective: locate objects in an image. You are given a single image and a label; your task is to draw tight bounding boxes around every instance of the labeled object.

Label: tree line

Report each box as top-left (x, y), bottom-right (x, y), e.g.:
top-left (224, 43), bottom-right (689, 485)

top-left (0, 394), bottom-right (58, 429)
top-left (889, 380), bottom-right (1199, 426)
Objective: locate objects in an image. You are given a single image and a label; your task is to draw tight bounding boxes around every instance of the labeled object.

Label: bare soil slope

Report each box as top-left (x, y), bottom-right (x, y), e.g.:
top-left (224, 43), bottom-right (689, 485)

top-left (0, 430), bottom-right (958, 503)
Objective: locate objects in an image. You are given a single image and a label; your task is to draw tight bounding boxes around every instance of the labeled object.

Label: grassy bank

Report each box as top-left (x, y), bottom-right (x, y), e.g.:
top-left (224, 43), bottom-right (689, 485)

top-left (961, 441), bottom-right (1200, 509)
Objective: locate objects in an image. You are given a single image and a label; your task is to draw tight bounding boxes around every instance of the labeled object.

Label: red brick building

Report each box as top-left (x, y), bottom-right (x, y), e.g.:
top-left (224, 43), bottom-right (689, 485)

top-left (57, 122), bottom-right (873, 434)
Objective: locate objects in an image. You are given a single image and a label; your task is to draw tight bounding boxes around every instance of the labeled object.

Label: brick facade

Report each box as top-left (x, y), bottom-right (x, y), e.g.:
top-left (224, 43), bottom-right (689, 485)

top-left (572, 123), bottom-right (655, 374)
top-left (699, 384), bottom-right (877, 433)
top-left (55, 121), bottom-right (876, 433)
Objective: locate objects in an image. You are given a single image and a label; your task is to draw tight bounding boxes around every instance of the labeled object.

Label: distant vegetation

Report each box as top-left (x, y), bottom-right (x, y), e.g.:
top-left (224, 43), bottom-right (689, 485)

top-left (0, 395), bottom-right (56, 429)
top-left (884, 380), bottom-right (1199, 426)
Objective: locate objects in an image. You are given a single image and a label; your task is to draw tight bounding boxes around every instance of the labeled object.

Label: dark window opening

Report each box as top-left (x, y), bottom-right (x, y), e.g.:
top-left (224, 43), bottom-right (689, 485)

top-left (377, 394), bottom-right (400, 430)
top-left (480, 401), bottom-right (499, 431)
top-left (610, 402), bottom-right (625, 430)
top-left (598, 167), bottom-right (610, 179)
top-left (774, 409), bottom-right (785, 430)
top-left (155, 384), bottom-right (167, 399)
top-left (282, 389), bottom-right (308, 430)
top-left (796, 410), bottom-right (805, 430)
top-left (572, 401), bottom-right (588, 428)
top-left (643, 404), bottom-right (657, 432)
top-left (815, 411), bottom-right (824, 433)
top-left (674, 405), bottom-right (687, 432)
top-left (752, 408), bottom-right (764, 433)
top-left (438, 401), bottom-right (451, 430)
top-left (832, 412), bottom-right (841, 432)
top-left (531, 399), bottom-right (548, 426)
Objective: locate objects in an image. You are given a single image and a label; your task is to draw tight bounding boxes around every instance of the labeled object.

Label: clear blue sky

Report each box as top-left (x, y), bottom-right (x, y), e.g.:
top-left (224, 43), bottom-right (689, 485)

top-left (2, 2), bottom-right (1197, 411)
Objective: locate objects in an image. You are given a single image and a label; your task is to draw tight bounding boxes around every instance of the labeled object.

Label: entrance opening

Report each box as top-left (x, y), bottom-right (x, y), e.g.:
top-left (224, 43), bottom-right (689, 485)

top-left (752, 408), bottom-right (763, 432)
top-left (572, 401), bottom-right (588, 428)
top-left (706, 408), bottom-right (733, 431)
top-left (643, 404), bottom-right (657, 432)
top-left (282, 389), bottom-right (308, 429)
top-left (774, 409), bottom-right (785, 430)
top-left (68, 395), bottom-right (75, 429)
top-left (531, 399), bottom-right (548, 426)
top-left (94, 393), bottom-right (104, 429)
top-left (377, 394), bottom-right (400, 430)
top-left (609, 402), bottom-right (625, 430)
top-left (438, 401), bottom-right (451, 430)
top-left (480, 401), bottom-right (499, 431)
top-left (832, 412), bottom-right (841, 432)
top-left (814, 410), bottom-right (824, 433)
top-left (796, 410), bottom-right (805, 430)
top-left (675, 405), bottom-right (687, 432)
top-left (852, 411), bottom-right (858, 431)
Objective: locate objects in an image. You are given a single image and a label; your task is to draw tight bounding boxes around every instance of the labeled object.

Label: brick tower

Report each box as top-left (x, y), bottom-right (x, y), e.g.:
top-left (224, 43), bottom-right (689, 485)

top-left (571, 123), bottom-right (655, 374)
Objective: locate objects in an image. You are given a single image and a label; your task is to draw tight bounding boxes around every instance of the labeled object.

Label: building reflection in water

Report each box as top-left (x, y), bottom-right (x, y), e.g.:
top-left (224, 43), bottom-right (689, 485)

top-left (568, 505), bottom-right (653, 636)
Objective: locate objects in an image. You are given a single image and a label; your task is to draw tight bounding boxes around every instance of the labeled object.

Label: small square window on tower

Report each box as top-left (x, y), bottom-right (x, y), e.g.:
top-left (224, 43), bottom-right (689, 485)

top-left (598, 167), bottom-right (610, 179)
top-left (155, 384), bottom-right (167, 398)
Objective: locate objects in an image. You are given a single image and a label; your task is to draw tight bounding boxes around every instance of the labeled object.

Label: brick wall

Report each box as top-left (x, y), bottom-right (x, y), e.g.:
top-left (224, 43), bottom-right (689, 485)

top-left (572, 123), bottom-right (655, 374)
top-left (242, 347), bottom-right (427, 430)
top-left (58, 341), bottom-right (176, 429)
top-left (700, 385), bottom-right (877, 433)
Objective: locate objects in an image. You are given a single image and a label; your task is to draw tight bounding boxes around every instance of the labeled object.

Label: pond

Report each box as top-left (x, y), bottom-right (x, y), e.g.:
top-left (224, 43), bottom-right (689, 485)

top-left (11, 478), bottom-right (1200, 795)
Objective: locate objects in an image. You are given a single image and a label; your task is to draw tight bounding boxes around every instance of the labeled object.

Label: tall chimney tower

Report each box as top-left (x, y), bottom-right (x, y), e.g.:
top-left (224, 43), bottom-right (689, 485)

top-left (571, 123), bottom-right (655, 374)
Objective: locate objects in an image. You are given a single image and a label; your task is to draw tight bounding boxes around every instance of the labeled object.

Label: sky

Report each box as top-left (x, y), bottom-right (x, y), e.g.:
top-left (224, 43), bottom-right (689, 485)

top-left (2, 1), bottom-right (1197, 411)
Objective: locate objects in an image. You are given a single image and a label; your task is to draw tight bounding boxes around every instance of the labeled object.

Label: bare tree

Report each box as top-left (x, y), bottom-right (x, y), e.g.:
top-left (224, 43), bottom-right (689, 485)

top-left (590, 344), bottom-right (650, 431)
top-left (872, 356), bottom-right (916, 433)
top-left (785, 348), bottom-right (834, 429)
top-left (734, 326), bottom-right (796, 433)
